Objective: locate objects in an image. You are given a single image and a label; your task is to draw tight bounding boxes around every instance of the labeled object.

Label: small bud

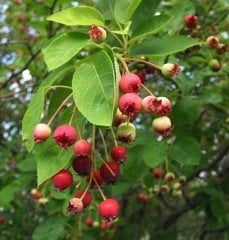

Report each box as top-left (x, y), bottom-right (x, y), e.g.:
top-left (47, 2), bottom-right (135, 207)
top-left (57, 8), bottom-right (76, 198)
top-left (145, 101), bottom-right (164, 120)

top-left (160, 185), bottom-right (170, 194)
top-left (152, 116), bottom-right (172, 136)
top-left (152, 185), bottom-right (160, 195)
top-left (172, 189), bottom-right (183, 198)
top-left (179, 175), bottom-right (186, 185)
top-left (165, 172), bottom-right (176, 182)
top-left (38, 198), bottom-right (49, 205)
top-left (217, 43), bottom-right (227, 55)
top-left (206, 36), bottom-right (219, 48)
top-left (172, 182), bottom-right (182, 191)
top-left (117, 122), bottom-right (136, 143)
top-left (183, 14), bottom-right (199, 29)
top-left (88, 25), bottom-right (106, 43)
top-left (161, 63), bottom-right (180, 78)
top-left (208, 59), bottom-right (221, 71)
top-left (93, 221), bottom-right (100, 228)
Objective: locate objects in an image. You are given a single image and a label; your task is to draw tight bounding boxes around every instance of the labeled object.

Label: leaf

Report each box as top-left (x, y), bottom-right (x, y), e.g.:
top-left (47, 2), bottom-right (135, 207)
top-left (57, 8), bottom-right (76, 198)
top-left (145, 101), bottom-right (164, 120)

top-left (47, 6), bottom-right (105, 26)
top-left (43, 32), bottom-right (91, 71)
top-left (32, 216), bottom-right (67, 240)
top-left (130, 36), bottom-right (199, 56)
top-left (168, 137), bottom-right (201, 165)
top-left (95, 0), bottom-right (115, 21)
top-left (72, 51), bottom-right (116, 126)
top-left (18, 156), bottom-right (36, 172)
top-left (22, 65), bottom-right (73, 152)
top-left (114, 0), bottom-right (141, 24)
top-left (35, 139), bottom-right (74, 186)
top-left (130, 14), bottom-right (172, 42)
top-left (143, 139), bottom-right (168, 168)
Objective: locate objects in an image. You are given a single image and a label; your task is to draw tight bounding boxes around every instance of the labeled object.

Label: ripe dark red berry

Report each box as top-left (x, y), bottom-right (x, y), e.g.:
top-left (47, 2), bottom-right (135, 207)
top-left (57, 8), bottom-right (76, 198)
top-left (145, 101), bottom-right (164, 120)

top-left (118, 93), bottom-right (142, 118)
top-left (136, 193), bottom-right (149, 204)
top-left (74, 190), bottom-right (92, 208)
top-left (74, 140), bottom-right (92, 157)
top-left (100, 161), bottom-right (120, 184)
top-left (33, 123), bottom-right (51, 143)
top-left (152, 116), bottom-right (172, 136)
top-left (67, 197), bottom-right (83, 214)
top-left (53, 125), bottom-right (77, 149)
top-left (119, 73), bottom-right (142, 93)
top-left (72, 156), bottom-right (92, 176)
top-left (183, 14), bottom-right (199, 29)
top-left (88, 25), bottom-right (106, 43)
top-left (87, 170), bottom-right (104, 188)
top-left (152, 168), bottom-right (165, 179)
top-left (52, 169), bottom-right (73, 191)
top-left (85, 217), bottom-right (94, 227)
top-left (98, 198), bottom-right (120, 222)
top-left (110, 145), bottom-right (127, 164)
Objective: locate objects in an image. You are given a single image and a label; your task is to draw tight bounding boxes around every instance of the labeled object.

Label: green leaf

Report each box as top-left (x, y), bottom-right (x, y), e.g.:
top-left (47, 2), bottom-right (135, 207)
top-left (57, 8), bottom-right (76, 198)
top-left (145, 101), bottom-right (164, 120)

top-left (114, 0), bottom-right (141, 24)
top-left (32, 216), bottom-right (67, 240)
top-left (168, 137), bottom-right (201, 165)
top-left (43, 32), bottom-right (91, 71)
top-left (72, 51), bottom-right (116, 126)
top-left (18, 156), bottom-right (36, 172)
top-left (22, 65), bottom-right (73, 152)
top-left (35, 139), bottom-right (73, 186)
top-left (47, 6), bottom-right (105, 26)
top-left (143, 139), bottom-right (168, 168)
top-left (130, 36), bottom-right (199, 56)
top-left (130, 14), bottom-right (172, 42)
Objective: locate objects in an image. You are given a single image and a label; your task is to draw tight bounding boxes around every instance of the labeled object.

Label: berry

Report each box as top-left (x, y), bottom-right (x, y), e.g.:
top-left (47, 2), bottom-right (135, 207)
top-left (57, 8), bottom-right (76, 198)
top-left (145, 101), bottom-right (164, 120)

top-left (208, 59), bottom-right (221, 71)
top-left (172, 182), bottom-right (182, 191)
top-left (183, 14), bottom-right (199, 29)
top-left (67, 198), bottom-right (83, 214)
top-left (117, 122), bottom-right (136, 143)
top-left (136, 193), bottom-right (149, 204)
top-left (160, 185), bottom-right (170, 194)
top-left (98, 198), bottom-right (120, 222)
top-left (172, 189), bottom-right (183, 198)
top-left (72, 156), bottom-right (92, 176)
top-left (217, 43), bottom-right (227, 55)
top-left (118, 93), bottom-right (142, 118)
top-left (74, 140), bottom-right (92, 157)
top-left (152, 116), bottom-right (172, 136)
top-left (38, 198), bottom-right (49, 205)
top-left (119, 73), bottom-right (142, 93)
top-left (179, 175), bottom-right (186, 185)
top-left (142, 95), bottom-right (157, 113)
top-left (136, 70), bottom-right (146, 83)
top-left (206, 36), bottom-right (219, 48)
top-left (85, 217), bottom-right (94, 227)
top-left (93, 221), bottom-right (100, 228)
top-left (165, 172), bottom-right (176, 182)
top-left (100, 220), bottom-right (112, 230)
top-left (53, 125), bottom-right (77, 149)
top-left (0, 216), bottom-right (5, 224)
top-left (88, 25), bottom-right (106, 43)
top-left (87, 170), bottom-right (104, 188)
top-left (110, 145), bottom-right (127, 164)
top-left (31, 189), bottom-right (42, 200)
top-left (100, 161), bottom-right (120, 184)
top-left (152, 168), bottom-right (165, 179)
top-left (161, 63), bottom-right (180, 78)
top-left (52, 169), bottom-right (73, 191)
top-left (75, 190), bottom-right (92, 208)
top-left (152, 185), bottom-right (160, 195)
top-left (113, 108), bottom-right (128, 126)
top-left (33, 123), bottom-right (51, 143)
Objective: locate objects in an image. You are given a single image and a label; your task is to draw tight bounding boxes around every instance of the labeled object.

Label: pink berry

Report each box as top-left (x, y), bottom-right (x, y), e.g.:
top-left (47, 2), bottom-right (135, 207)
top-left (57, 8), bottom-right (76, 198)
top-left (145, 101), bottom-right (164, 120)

top-left (88, 25), bottom-right (106, 43)
top-left (136, 193), bottom-right (149, 204)
top-left (110, 145), bottom-right (127, 164)
top-left (85, 217), bottom-right (94, 227)
top-left (152, 116), bottom-right (172, 136)
top-left (119, 73), bottom-right (142, 93)
top-left (98, 198), bottom-right (120, 222)
top-left (206, 36), bottom-right (219, 48)
top-left (72, 156), bottom-right (92, 176)
top-left (152, 168), bottom-right (165, 179)
top-left (33, 123), bottom-right (51, 143)
top-left (87, 170), bottom-right (104, 188)
top-left (118, 93), bottom-right (142, 118)
top-left (100, 161), bottom-right (120, 184)
top-left (74, 190), bottom-right (92, 208)
top-left (52, 169), bottom-right (73, 191)
top-left (74, 140), bottom-right (92, 157)
top-left (161, 63), bottom-right (180, 78)
top-left (67, 197), bottom-right (83, 214)
top-left (183, 14), bottom-right (199, 29)
top-left (31, 189), bottom-right (42, 200)
top-left (53, 125), bottom-right (77, 149)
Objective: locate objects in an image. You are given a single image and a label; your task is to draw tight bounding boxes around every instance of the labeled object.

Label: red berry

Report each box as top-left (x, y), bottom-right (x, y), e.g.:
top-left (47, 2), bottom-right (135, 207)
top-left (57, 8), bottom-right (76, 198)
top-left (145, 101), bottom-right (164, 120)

top-left (118, 93), bottom-right (142, 118)
top-left (88, 25), bottom-right (106, 43)
top-left (74, 140), bottom-right (92, 157)
top-left (87, 170), bottom-right (104, 188)
top-left (161, 63), bottom-right (180, 78)
top-left (100, 220), bottom-right (113, 230)
top-left (152, 168), bottom-right (165, 179)
top-left (67, 197), bottom-right (83, 214)
top-left (53, 125), bottom-right (77, 149)
top-left (85, 217), bottom-right (94, 227)
top-left (206, 36), bottom-right (219, 48)
top-left (100, 161), bottom-right (120, 184)
top-left (31, 189), bottom-right (42, 200)
top-left (117, 122), bottom-right (136, 143)
top-left (52, 169), bottom-right (73, 191)
top-left (98, 198), bottom-right (120, 222)
top-left (152, 116), bottom-right (172, 136)
top-left (33, 123), bottom-right (51, 143)
top-left (0, 216), bottom-right (5, 224)
top-left (136, 193), bottom-right (149, 204)
top-left (110, 145), bottom-right (127, 164)
top-left (183, 14), bottom-right (199, 29)
top-left (72, 156), bottom-right (92, 176)
top-left (119, 73), bottom-right (142, 93)
top-left (74, 190), bottom-right (92, 208)
top-left (113, 108), bottom-right (128, 126)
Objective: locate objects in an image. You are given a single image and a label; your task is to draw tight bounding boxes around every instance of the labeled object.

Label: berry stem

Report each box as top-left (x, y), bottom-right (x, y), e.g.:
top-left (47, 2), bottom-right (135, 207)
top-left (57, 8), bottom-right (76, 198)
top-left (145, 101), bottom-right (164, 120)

top-left (92, 175), bottom-right (106, 201)
top-left (110, 127), bottom-right (118, 146)
top-left (95, 152), bottom-right (115, 176)
top-left (92, 125), bottom-right (96, 169)
top-left (75, 179), bottom-right (83, 189)
top-left (104, 27), bottom-right (125, 48)
top-left (47, 93), bottom-right (73, 126)
top-left (75, 112), bottom-right (83, 139)
top-left (46, 85), bottom-right (72, 92)
top-left (141, 84), bottom-right (154, 96)
top-left (68, 107), bottom-right (76, 125)
top-left (99, 128), bottom-right (109, 161)
top-left (116, 53), bottom-right (129, 73)
top-left (125, 57), bottom-right (162, 71)
top-left (80, 173), bottom-right (92, 200)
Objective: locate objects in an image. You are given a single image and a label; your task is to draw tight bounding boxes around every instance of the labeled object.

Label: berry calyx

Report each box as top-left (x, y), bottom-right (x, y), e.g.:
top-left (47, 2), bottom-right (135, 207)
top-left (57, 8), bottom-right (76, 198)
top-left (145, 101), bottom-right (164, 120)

top-left (72, 156), bottom-right (92, 176)
top-left (117, 122), bottom-right (136, 143)
top-left (53, 125), bottom-right (77, 149)
top-left (98, 198), bottom-right (120, 222)
top-left (118, 93), bottom-right (142, 118)
top-left (100, 161), bottom-right (120, 184)
top-left (152, 116), bottom-right (172, 136)
top-left (67, 197), bottom-right (83, 214)
top-left (119, 73), bottom-right (142, 93)
top-left (85, 217), bottom-right (94, 227)
top-left (183, 14), bottom-right (199, 29)
top-left (87, 170), bottom-right (104, 188)
top-left (206, 36), bottom-right (219, 48)
top-left (113, 108), bottom-right (128, 126)
top-left (165, 172), bottom-right (176, 182)
top-left (110, 145), bottom-right (127, 164)
top-left (33, 123), bottom-right (51, 143)
top-left (75, 190), bottom-right (92, 208)
top-left (161, 63), bottom-right (180, 78)
top-left (152, 168), bottom-right (165, 179)
top-left (88, 25), bottom-right (106, 43)
top-left (52, 169), bottom-right (73, 191)
top-left (136, 193), bottom-right (149, 204)
top-left (31, 188), bottom-right (42, 200)
top-left (208, 59), bottom-right (221, 71)
top-left (74, 139), bottom-right (92, 157)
